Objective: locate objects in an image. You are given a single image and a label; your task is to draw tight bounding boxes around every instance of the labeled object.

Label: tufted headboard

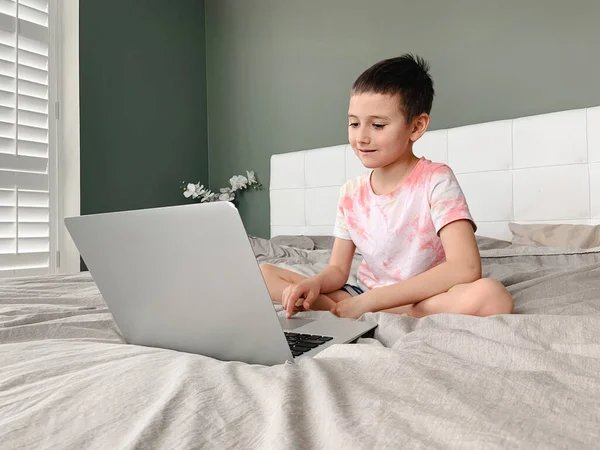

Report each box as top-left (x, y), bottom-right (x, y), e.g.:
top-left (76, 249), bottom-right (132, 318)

top-left (269, 106), bottom-right (600, 241)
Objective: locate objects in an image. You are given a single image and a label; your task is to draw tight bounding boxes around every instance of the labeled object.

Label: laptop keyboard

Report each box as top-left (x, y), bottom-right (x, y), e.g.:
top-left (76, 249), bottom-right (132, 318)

top-left (285, 332), bottom-right (334, 358)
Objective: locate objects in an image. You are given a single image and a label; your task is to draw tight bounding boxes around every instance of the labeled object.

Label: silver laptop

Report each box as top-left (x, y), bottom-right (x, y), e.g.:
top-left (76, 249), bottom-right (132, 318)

top-left (65, 202), bottom-right (376, 366)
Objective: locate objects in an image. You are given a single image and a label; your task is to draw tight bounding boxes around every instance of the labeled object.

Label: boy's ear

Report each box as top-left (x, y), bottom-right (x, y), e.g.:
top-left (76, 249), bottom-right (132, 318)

top-left (410, 113), bottom-right (430, 142)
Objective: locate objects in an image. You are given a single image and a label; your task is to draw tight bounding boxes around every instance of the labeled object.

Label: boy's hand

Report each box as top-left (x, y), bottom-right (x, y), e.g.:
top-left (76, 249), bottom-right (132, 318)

top-left (331, 294), bottom-right (370, 319)
top-left (282, 278), bottom-right (322, 318)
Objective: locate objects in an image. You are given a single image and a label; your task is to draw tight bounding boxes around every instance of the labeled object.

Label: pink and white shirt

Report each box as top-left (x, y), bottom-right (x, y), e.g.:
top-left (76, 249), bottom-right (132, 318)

top-left (333, 157), bottom-right (475, 290)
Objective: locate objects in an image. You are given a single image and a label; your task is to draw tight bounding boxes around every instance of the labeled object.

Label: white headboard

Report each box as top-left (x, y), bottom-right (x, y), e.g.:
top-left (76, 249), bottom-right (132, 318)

top-left (269, 106), bottom-right (600, 241)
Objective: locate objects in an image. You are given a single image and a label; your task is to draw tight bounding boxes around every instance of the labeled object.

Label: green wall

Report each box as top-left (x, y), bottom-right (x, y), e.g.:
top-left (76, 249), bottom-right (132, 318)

top-left (205, 0), bottom-right (600, 238)
top-left (79, 0), bottom-right (208, 215)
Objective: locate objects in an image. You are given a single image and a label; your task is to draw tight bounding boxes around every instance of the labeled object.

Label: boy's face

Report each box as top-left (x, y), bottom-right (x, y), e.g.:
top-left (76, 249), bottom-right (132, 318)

top-left (348, 92), bottom-right (423, 169)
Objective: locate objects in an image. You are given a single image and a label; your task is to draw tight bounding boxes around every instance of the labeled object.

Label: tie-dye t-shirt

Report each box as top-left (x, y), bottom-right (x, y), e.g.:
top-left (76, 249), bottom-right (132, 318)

top-left (333, 157), bottom-right (475, 290)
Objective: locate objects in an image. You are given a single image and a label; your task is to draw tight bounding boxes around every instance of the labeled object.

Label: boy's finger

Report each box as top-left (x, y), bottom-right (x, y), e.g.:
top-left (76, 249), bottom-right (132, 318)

top-left (303, 291), bottom-right (316, 310)
top-left (281, 288), bottom-right (289, 306)
top-left (285, 287), bottom-right (296, 306)
top-left (286, 295), bottom-right (296, 318)
top-left (291, 286), bottom-right (303, 301)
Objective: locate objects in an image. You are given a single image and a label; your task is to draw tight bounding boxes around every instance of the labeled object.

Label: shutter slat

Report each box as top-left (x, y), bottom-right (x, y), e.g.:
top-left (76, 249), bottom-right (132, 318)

top-left (17, 220), bottom-right (46, 237)
top-left (0, 136), bottom-right (13, 153)
top-left (0, 187), bottom-right (13, 205)
top-left (18, 4), bottom-right (46, 27)
top-left (0, 73), bottom-right (15, 90)
top-left (0, 2), bottom-right (16, 17)
top-left (0, 251), bottom-right (48, 270)
top-left (15, 171), bottom-right (46, 190)
top-left (0, 104), bottom-right (14, 121)
top-left (18, 108), bottom-right (45, 127)
top-left (18, 205), bottom-right (47, 222)
top-left (0, 89), bottom-right (14, 107)
top-left (0, 236), bottom-right (15, 254)
top-left (0, 170), bottom-right (47, 189)
top-left (18, 19), bottom-right (47, 44)
top-left (0, 29), bottom-right (17, 48)
top-left (18, 123), bottom-right (46, 143)
top-left (20, 0), bottom-right (46, 13)
top-left (18, 48), bottom-right (46, 70)
top-left (17, 32), bottom-right (47, 55)
top-left (18, 92), bottom-right (46, 113)
top-left (0, 120), bottom-right (14, 138)
top-left (0, 11), bottom-right (16, 34)
top-left (0, 43), bottom-right (15, 62)
top-left (17, 138), bottom-right (46, 157)
top-left (0, 59), bottom-right (14, 77)
top-left (18, 236), bottom-right (47, 252)
top-left (18, 77), bottom-right (46, 98)
top-left (0, 152), bottom-right (46, 172)
top-left (0, 204), bottom-right (14, 220)
top-left (18, 189), bottom-right (46, 206)
top-left (0, 220), bottom-right (14, 237)
top-left (15, 172), bottom-right (47, 190)
top-left (18, 63), bottom-right (46, 84)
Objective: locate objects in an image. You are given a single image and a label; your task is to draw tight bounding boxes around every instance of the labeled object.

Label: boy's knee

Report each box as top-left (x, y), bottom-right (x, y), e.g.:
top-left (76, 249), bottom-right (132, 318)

top-left (470, 278), bottom-right (513, 316)
top-left (259, 263), bottom-right (276, 277)
top-left (259, 264), bottom-right (280, 301)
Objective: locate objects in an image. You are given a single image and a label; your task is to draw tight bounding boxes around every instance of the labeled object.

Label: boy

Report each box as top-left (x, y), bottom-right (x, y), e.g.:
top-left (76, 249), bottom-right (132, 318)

top-left (260, 54), bottom-right (514, 320)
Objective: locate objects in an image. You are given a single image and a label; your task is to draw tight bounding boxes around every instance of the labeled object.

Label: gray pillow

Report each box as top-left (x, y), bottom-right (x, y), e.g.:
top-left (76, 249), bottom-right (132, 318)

top-left (270, 235), bottom-right (315, 250)
top-left (271, 234), bottom-right (514, 253)
top-left (508, 222), bottom-right (600, 249)
top-left (475, 235), bottom-right (512, 251)
top-left (306, 235), bottom-right (335, 250)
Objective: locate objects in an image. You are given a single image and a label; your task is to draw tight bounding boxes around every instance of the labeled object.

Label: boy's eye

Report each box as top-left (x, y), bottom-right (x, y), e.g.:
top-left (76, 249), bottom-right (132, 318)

top-left (373, 124), bottom-right (386, 129)
top-left (349, 122), bottom-right (359, 128)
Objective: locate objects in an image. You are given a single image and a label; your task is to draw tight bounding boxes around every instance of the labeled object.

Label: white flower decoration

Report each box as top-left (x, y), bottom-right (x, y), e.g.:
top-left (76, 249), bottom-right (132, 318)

top-left (184, 183), bottom-right (204, 198)
top-left (200, 190), bottom-right (215, 202)
top-left (194, 183), bottom-right (206, 199)
top-left (229, 175), bottom-right (248, 191)
top-left (218, 187), bottom-right (235, 202)
top-left (182, 170), bottom-right (259, 203)
top-left (219, 191), bottom-right (235, 201)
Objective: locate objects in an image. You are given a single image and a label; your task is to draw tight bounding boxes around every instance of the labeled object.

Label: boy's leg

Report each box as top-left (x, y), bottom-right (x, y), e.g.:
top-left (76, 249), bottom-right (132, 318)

top-left (259, 264), bottom-right (351, 311)
top-left (384, 278), bottom-right (513, 318)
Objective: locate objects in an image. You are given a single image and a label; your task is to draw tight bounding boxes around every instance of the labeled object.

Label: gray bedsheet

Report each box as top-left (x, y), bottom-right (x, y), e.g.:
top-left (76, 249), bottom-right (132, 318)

top-left (1, 237), bottom-right (600, 449)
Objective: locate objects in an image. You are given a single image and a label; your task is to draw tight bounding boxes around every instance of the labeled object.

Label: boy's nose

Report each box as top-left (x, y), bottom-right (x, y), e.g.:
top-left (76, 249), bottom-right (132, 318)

top-left (358, 132), bottom-right (371, 144)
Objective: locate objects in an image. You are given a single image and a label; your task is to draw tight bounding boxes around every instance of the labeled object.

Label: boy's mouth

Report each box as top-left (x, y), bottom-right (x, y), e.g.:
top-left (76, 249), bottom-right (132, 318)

top-left (359, 149), bottom-right (377, 153)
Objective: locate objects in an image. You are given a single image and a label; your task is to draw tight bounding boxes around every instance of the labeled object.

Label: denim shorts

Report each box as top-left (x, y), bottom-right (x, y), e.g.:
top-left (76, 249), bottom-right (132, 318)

top-left (341, 284), bottom-right (365, 297)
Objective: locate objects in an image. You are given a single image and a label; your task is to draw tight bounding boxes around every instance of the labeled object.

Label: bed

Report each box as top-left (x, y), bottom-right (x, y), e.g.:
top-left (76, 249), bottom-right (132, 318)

top-left (2, 106), bottom-right (600, 449)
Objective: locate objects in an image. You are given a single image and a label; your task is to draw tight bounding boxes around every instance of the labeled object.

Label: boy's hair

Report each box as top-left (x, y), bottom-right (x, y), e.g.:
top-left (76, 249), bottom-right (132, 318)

top-left (351, 54), bottom-right (435, 123)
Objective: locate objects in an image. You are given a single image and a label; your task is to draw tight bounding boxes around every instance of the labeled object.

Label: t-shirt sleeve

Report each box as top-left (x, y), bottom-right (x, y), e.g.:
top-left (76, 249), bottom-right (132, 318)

top-left (428, 165), bottom-right (477, 234)
top-left (333, 183), bottom-right (352, 240)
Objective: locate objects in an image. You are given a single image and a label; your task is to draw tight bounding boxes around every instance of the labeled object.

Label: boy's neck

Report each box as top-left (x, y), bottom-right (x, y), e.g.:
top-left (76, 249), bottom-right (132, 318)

top-left (371, 151), bottom-right (420, 195)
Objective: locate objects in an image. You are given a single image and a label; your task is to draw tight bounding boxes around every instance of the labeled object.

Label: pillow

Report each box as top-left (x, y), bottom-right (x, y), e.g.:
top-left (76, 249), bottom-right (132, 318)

top-left (306, 235), bottom-right (335, 250)
top-left (475, 235), bottom-right (512, 251)
top-left (270, 235), bottom-right (337, 251)
top-left (508, 222), bottom-right (600, 249)
top-left (270, 235), bottom-right (315, 250)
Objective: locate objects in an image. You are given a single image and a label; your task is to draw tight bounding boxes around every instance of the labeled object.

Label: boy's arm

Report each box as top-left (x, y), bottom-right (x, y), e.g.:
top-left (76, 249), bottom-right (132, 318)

top-left (313, 237), bottom-right (356, 293)
top-left (363, 220), bottom-right (481, 312)
top-left (284, 237), bottom-right (355, 313)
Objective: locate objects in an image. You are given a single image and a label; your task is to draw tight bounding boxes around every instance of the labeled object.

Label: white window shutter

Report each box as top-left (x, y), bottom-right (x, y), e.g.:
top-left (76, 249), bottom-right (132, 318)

top-left (0, 0), bottom-right (52, 276)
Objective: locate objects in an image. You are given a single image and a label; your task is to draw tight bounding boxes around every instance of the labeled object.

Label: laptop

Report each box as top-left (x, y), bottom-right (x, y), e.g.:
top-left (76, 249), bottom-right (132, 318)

top-left (65, 202), bottom-right (376, 366)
